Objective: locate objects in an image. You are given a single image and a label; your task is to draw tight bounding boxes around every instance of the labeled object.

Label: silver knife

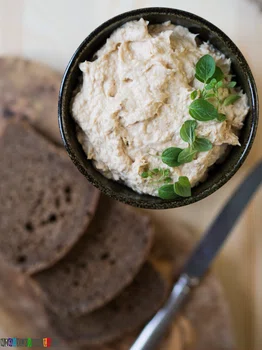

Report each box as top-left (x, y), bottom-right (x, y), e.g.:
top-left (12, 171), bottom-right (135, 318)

top-left (131, 160), bottom-right (262, 350)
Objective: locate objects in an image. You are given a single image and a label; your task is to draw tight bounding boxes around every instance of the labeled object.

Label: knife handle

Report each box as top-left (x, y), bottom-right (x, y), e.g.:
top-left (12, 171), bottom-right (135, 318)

top-left (130, 274), bottom-right (196, 350)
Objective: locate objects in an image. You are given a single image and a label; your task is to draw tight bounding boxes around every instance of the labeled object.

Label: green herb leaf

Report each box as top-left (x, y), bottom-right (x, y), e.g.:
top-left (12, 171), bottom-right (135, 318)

top-left (158, 184), bottom-right (178, 200)
top-left (193, 137), bottom-right (213, 152)
top-left (177, 147), bottom-right (197, 164)
top-left (223, 94), bottom-right (241, 106)
top-left (180, 120), bottom-right (197, 145)
top-left (210, 66), bottom-right (224, 82)
top-left (216, 81), bottom-right (224, 88)
top-left (141, 172), bottom-right (149, 178)
top-left (217, 113), bottom-right (227, 122)
top-left (205, 82), bottom-right (215, 91)
top-left (164, 177), bottom-right (172, 183)
top-left (204, 78), bottom-right (217, 91)
top-left (195, 74), bottom-right (205, 83)
top-left (195, 55), bottom-right (216, 82)
top-left (227, 81), bottom-right (237, 88)
top-left (189, 98), bottom-right (219, 121)
top-left (161, 147), bottom-right (183, 167)
top-left (204, 92), bottom-right (216, 99)
top-left (152, 168), bottom-right (160, 174)
top-left (190, 90), bottom-right (198, 100)
top-left (163, 169), bottom-right (171, 176)
top-left (174, 176), bottom-right (191, 197)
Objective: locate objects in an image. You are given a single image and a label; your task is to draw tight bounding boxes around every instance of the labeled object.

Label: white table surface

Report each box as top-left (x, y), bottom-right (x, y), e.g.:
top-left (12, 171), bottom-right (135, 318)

top-left (0, 0), bottom-right (261, 349)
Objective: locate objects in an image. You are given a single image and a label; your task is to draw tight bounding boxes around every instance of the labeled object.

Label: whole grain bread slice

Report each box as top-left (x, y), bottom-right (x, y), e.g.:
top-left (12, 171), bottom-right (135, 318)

top-left (0, 57), bottom-right (62, 144)
top-left (0, 122), bottom-right (100, 274)
top-left (34, 196), bottom-right (154, 317)
top-left (50, 262), bottom-right (168, 346)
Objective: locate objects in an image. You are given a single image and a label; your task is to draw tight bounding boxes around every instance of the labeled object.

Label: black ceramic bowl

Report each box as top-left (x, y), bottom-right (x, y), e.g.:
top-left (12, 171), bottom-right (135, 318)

top-left (58, 7), bottom-right (258, 209)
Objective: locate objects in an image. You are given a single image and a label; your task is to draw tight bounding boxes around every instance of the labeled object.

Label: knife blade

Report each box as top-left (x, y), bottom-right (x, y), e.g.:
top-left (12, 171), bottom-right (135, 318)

top-left (131, 160), bottom-right (262, 350)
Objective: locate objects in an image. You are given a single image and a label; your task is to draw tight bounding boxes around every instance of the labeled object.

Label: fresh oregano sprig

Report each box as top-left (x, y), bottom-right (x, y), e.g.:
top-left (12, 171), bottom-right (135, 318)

top-left (140, 54), bottom-right (241, 200)
top-left (141, 168), bottom-right (172, 184)
top-left (189, 54), bottom-right (241, 122)
top-left (158, 176), bottom-right (192, 199)
top-left (180, 120), bottom-right (197, 144)
top-left (193, 137), bottom-right (212, 152)
top-left (223, 94), bottom-right (241, 106)
top-left (160, 120), bottom-right (212, 167)
top-left (178, 120), bottom-right (198, 163)
top-left (179, 120), bottom-right (212, 163)
top-left (195, 54), bottom-right (216, 83)
top-left (189, 98), bottom-right (220, 121)
top-left (174, 176), bottom-right (191, 197)
top-left (161, 147), bottom-right (183, 167)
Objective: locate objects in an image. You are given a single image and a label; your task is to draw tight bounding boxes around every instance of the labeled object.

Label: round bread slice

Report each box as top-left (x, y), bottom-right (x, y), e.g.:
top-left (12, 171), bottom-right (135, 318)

top-left (50, 262), bottom-right (168, 346)
top-left (0, 56), bottom-right (62, 145)
top-left (0, 122), bottom-right (100, 274)
top-left (34, 197), bottom-right (154, 317)
top-left (0, 256), bottom-right (75, 350)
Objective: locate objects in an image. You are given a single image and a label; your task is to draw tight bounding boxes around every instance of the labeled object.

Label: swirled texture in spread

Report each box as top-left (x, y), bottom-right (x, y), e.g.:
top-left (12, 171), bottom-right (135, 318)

top-left (72, 19), bottom-right (249, 196)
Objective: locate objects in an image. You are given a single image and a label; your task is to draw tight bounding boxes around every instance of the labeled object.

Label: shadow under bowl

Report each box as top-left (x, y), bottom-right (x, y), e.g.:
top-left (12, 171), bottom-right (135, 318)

top-left (58, 7), bottom-right (258, 209)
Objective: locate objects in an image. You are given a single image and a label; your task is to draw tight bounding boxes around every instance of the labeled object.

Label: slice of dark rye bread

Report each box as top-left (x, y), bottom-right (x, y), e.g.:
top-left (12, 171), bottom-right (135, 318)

top-left (0, 256), bottom-right (75, 350)
top-left (34, 196), bottom-right (154, 317)
top-left (0, 56), bottom-right (62, 145)
top-left (48, 262), bottom-right (168, 346)
top-left (0, 121), bottom-right (100, 274)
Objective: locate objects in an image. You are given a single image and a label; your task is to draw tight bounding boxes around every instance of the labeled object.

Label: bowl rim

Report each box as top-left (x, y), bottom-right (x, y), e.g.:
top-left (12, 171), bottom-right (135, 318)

top-left (58, 7), bottom-right (259, 209)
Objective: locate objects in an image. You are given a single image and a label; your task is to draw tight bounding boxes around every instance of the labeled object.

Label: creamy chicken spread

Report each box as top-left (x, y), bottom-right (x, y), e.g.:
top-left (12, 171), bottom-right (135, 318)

top-left (72, 19), bottom-right (249, 196)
